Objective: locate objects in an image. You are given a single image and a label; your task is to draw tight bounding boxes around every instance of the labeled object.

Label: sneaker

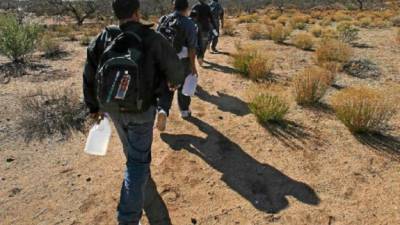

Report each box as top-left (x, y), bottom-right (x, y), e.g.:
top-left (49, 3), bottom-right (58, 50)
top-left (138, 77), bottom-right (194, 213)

top-left (211, 48), bottom-right (219, 53)
top-left (156, 110), bottom-right (168, 132)
top-left (180, 110), bottom-right (192, 118)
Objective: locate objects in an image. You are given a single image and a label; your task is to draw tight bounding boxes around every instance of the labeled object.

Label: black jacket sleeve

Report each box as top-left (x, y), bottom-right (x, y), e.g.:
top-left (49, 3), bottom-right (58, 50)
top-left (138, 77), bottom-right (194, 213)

top-left (153, 35), bottom-right (185, 86)
top-left (82, 32), bottom-right (105, 113)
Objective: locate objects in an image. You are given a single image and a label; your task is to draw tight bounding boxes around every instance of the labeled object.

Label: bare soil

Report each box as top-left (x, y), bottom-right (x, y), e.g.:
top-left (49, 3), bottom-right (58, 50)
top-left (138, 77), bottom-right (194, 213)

top-left (1, 24), bottom-right (400, 225)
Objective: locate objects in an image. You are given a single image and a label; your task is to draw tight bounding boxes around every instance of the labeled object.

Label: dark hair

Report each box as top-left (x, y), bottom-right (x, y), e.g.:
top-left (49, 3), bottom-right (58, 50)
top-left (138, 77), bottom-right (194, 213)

top-left (174, 0), bottom-right (189, 11)
top-left (112, 0), bottom-right (140, 20)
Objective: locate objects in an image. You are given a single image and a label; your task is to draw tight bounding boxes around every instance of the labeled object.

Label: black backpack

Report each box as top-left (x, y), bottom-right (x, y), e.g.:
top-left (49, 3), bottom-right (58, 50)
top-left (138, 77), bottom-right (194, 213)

top-left (96, 28), bottom-right (148, 113)
top-left (157, 14), bottom-right (185, 52)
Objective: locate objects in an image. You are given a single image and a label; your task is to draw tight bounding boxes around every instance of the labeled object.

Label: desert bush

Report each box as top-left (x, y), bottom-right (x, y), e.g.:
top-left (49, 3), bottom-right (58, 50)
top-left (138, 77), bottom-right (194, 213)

top-left (397, 29), bottom-right (400, 44)
top-left (310, 24), bottom-right (322, 37)
top-left (320, 17), bottom-right (333, 26)
top-left (270, 23), bottom-right (292, 44)
top-left (40, 35), bottom-right (62, 58)
top-left (19, 88), bottom-right (87, 141)
top-left (316, 39), bottom-right (353, 69)
top-left (290, 13), bottom-right (309, 30)
top-left (80, 35), bottom-right (92, 46)
top-left (249, 93), bottom-right (289, 122)
top-left (359, 17), bottom-right (372, 28)
top-left (293, 66), bottom-right (332, 105)
top-left (248, 24), bottom-right (271, 40)
top-left (343, 59), bottom-right (381, 79)
top-left (238, 13), bottom-right (259, 23)
top-left (392, 16), bottom-right (400, 27)
top-left (269, 10), bottom-right (281, 20)
top-left (337, 22), bottom-right (359, 44)
top-left (331, 87), bottom-right (397, 133)
top-left (51, 25), bottom-right (74, 37)
top-left (232, 44), bottom-right (274, 80)
top-left (276, 15), bottom-right (289, 25)
top-left (223, 20), bottom-right (236, 36)
top-left (332, 11), bottom-right (353, 22)
top-left (321, 27), bottom-right (338, 39)
top-left (292, 32), bottom-right (314, 50)
top-left (0, 14), bottom-right (41, 62)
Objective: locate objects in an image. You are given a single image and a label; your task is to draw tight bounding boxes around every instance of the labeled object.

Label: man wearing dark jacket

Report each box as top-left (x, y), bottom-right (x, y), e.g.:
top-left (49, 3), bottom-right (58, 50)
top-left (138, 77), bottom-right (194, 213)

top-left (191, 0), bottom-right (218, 65)
top-left (82, 0), bottom-right (184, 224)
top-left (209, 0), bottom-right (224, 52)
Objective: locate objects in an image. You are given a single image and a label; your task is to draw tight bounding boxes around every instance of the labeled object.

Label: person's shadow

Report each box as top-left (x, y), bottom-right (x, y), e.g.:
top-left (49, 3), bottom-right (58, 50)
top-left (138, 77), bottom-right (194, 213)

top-left (196, 86), bottom-right (250, 116)
top-left (161, 117), bottom-right (320, 213)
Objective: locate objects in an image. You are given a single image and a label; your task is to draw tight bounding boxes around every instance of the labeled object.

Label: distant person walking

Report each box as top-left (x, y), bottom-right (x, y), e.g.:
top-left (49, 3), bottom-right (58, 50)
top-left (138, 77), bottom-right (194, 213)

top-left (156, 0), bottom-right (199, 130)
top-left (82, 0), bottom-right (184, 224)
top-left (209, 0), bottom-right (224, 52)
top-left (191, 0), bottom-right (218, 66)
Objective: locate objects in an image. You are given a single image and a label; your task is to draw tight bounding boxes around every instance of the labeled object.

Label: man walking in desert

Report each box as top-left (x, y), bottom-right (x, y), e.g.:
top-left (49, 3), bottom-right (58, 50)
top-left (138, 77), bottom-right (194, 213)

top-left (82, 0), bottom-right (184, 224)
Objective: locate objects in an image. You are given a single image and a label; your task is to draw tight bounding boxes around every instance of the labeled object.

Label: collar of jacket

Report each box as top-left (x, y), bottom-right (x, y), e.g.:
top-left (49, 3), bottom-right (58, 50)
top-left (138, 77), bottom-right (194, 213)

top-left (119, 21), bottom-right (153, 32)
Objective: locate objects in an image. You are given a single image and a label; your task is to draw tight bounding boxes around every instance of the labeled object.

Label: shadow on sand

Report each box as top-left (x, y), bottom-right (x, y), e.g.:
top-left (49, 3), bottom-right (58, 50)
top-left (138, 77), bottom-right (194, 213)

top-left (203, 60), bottom-right (240, 74)
top-left (355, 133), bottom-right (400, 159)
top-left (161, 117), bottom-right (320, 214)
top-left (262, 120), bottom-right (315, 151)
top-left (196, 86), bottom-right (250, 116)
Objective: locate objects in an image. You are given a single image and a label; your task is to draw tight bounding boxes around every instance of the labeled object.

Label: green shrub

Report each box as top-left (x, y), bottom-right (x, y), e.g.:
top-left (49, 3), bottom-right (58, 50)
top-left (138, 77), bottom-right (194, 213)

top-left (331, 87), bottom-right (397, 133)
top-left (337, 22), bottom-right (359, 44)
top-left (0, 14), bottom-right (41, 62)
top-left (249, 94), bottom-right (289, 122)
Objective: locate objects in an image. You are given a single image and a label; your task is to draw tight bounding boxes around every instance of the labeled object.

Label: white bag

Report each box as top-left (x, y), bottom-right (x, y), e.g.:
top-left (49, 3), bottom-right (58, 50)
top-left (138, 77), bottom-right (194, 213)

top-left (182, 73), bottom-right (198, 97)
top-left (84, 116), bottom-right (112, 156)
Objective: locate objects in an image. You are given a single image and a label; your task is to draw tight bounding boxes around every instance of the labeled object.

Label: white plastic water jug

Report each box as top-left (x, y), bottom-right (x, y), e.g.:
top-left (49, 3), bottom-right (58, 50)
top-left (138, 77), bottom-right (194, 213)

top-left (182, 73), bottom-right (198, 97)
top-left (84, 116), bottom-right (112, 156)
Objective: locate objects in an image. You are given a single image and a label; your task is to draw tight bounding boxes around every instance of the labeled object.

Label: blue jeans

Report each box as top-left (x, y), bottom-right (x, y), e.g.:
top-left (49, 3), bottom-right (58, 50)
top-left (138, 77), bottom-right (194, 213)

top-left (109, 112), bottom-right (155, 225)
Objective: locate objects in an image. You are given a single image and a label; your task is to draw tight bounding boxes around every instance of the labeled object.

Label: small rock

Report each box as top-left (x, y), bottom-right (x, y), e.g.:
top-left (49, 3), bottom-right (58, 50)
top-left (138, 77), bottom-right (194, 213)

top-left (6, 157), bottom-right (15, 163)
top-left (86, 177), bottom-right (91, 182)
top-left (191, 218), bottom-right (197, 224)
top-left (218, 116), bottom-right (223, 120)
top-left (9, 187), bottom-right (22, 197)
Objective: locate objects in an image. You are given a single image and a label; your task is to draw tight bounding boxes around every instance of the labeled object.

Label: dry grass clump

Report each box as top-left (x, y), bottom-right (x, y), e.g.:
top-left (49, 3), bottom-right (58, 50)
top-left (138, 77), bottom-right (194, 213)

top-left (238, 13), bottom-right (259, 24)
top-left (332, 11), bottom-right (353, 22)
top-left (321, 27), bottom-right (338, 39)
top-left (232, 44), bottom-right (274, 80)
top-left (293, 66), bottom-right (333, 105)
top-left (358, 17), bottom-right (373, 28)
top-left (270, 23), bottom-right (292, 44)
top-left (290, 13), bottom-right (310, 30)
top-left (247, 24), bottom-right (271, 40)
top-left (249, 93), bottom-right (289, 122)
top-left (310, 24), bottom-right (322, 37)
top-left (19, 88), bottom-right (87, 141)
top-left (315, 39), bottom-right (353, 70)
top-left (39, 35), bottom-right (62, 58)
top-left (331, 87), bottom-right (397, 133)
top-left (396, 29), bottom-right (400, 44)
top-left (292, 32), bottom-right (314, 50)
top-left (392, 16), bottom-right (400, 27)
top-left (222, 20), bottom-right (236, 36)
top-left (80, 35), bottom-right (92, 46)
top-left (276, 15), bottom-right (289, 25)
